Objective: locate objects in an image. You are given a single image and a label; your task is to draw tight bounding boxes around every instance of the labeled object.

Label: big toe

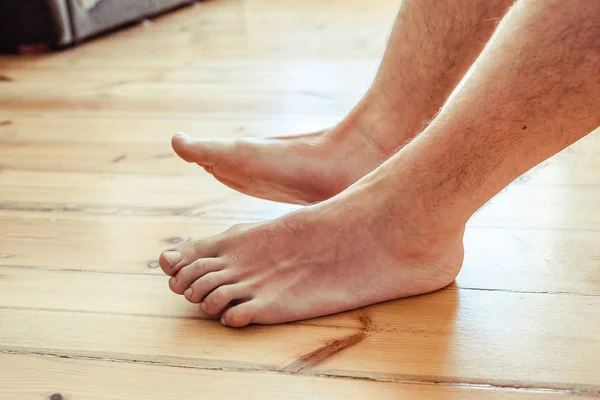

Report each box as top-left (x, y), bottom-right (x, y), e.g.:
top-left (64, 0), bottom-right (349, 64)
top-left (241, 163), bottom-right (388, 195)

top-left (171, 132), bottom-right (235, 166)
top-left (159, 250), bottom-right (183, 275)
top-left (159, 235), bottom-right (223, 276)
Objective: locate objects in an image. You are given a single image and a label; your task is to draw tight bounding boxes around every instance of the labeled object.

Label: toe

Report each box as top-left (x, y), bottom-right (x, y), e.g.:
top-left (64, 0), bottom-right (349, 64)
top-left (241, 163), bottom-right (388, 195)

top-left (160, 236), bottom-right (224, 276)
top-left (172, 132), bottom-right (235, 166)
top-left (159, 250), bottom-right (183, 276)
top-left (185, 270), bottom-right (233, 303)
top-left (221, 301), bottom-right (260, 328)
top-left (200, 284), bottom-right (248, 316)
top-left (168, 258), bottom-right (224, 295)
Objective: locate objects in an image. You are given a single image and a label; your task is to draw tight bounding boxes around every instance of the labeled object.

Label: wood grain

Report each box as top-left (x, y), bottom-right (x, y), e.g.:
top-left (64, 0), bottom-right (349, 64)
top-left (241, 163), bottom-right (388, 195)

top-left (1, 288), bottom-right (599, 392)
top-left (1, 169), bottom-right (600, 231)
top-left (0, 81), bottom-right (361, 117)
top-left (2, 354), bottom-right (588, 400)
top-left (0, 115), bottom-right (340, 144)
top-left (1, 212), bottom-right (599, 293)
top-left (0, 129), bottom-right (598, 183)
top-left (1, 0), bottom-right (599, 397)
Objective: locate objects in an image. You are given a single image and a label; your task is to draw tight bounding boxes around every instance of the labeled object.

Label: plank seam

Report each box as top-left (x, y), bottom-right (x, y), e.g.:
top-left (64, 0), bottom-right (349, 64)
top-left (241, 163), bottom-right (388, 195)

top-left (0, 305), bottom-right (353, 330)
top-left (1, 204), bottom-right (599, 231)
top-left (1, 349), bottom-right (598, 396)
top-left (2, 264), bottom-right (600, 297)
top-left (2, 165), bottom-right (597, 188)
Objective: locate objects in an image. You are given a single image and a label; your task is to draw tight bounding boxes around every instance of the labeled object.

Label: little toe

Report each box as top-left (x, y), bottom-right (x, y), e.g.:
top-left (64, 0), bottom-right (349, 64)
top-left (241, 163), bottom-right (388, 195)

top-left (168, 258), bottom-right (224, 295)
top-left (200, 284), bottom-right (249, 316)
top-left (221, 301), bottom-right (260, 328)
top-left (186, 270), bottom-right (234, 304)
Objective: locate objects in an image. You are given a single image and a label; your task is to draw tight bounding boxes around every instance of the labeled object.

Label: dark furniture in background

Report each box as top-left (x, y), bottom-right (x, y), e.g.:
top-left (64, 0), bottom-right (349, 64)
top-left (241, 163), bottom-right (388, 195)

top-left (0, 0), bottom-right (195, 52)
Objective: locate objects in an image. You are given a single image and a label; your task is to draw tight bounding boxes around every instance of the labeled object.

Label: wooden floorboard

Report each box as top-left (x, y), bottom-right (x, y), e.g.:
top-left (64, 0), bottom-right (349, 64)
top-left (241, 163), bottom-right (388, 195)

top-left (1, 169), bottom-right (600, 231)
top-left (1, 213), bottom-right (599, 293)
top-left (0, 82), bottom-right (360, 117)
top-left (0, 136), bottom-right (598, 182)
top-left (1, 0), bottom-right (599, 397)
top-left (4, 354), bottom-right (590, 400)
top-left (1, 289), bottom-right (600, 391)
top-left (0, 115), bottom-right (340, 143)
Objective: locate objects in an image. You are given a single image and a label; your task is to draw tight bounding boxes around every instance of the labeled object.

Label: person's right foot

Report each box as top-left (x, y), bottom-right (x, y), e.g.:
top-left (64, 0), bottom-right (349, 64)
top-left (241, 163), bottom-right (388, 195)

top-left (158, 163), bottom-right (466, 327)
top-left (172, 105), bottom-right (413, 205)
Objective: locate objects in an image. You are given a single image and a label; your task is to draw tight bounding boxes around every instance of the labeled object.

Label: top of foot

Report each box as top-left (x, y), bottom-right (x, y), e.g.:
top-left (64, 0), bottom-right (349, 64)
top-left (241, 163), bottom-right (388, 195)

top-left (171, 113), bottom-right (397, 204)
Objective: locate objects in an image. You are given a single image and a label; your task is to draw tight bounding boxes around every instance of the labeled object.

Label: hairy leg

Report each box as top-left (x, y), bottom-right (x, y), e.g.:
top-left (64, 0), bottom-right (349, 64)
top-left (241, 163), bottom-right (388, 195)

top-left (160, 0), bottom-right (599, 327)
top-left (399, 0), bottom-right (600, 220)
top-left (173, 0), bottom-right (514, 204)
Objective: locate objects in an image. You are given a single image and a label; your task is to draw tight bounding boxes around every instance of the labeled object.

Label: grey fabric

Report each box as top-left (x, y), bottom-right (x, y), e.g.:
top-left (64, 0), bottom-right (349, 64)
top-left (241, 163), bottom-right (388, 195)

top-left (68, 0), bottom-right (194, 42)
top-left (47, 0), bottom-right (73, 45)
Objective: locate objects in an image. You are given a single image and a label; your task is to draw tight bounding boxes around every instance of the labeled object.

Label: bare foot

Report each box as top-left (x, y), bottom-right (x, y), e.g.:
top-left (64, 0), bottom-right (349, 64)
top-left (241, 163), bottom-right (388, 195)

top-left (159, 172), bottom-right (465, 327)
top-left (172, 105), bottom-right (410, 205)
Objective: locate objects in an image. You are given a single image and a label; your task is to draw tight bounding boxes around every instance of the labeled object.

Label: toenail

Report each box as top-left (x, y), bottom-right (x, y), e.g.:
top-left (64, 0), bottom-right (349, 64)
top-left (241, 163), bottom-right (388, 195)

top-left (200, 302), bottom-right (208, 312)
top-left (163, 251), bottom-right (181, 268)
top-left (169, 277), bottom-right (176, 286)
top-left (221, 317), bottom-right (228, 327)
top-left (184, 288), bottom-right (193, 299)
top-left (176, 132), bottom-right (190, 139)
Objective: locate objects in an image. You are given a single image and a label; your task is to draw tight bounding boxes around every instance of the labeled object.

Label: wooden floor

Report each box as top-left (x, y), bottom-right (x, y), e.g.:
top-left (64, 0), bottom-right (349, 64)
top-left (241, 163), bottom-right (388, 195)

top-left (1, 0), bottom-right (600, 398)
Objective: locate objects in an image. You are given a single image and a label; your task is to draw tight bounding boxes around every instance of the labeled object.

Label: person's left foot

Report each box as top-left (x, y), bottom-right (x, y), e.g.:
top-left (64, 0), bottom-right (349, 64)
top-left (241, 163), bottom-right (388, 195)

top-left (159, 173), bottom-right (465, 327)
top-left (170, 99), bottom-right (411, 205)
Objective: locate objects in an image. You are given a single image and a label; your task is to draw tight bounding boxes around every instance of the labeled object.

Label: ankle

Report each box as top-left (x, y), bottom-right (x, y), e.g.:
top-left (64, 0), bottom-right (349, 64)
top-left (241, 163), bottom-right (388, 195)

top-left (326, 95), bottom-right (418, 159)
top-left (373, 194), bottom-right (466, 276)
top-left (352, 158), bottom-right (470, 238)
